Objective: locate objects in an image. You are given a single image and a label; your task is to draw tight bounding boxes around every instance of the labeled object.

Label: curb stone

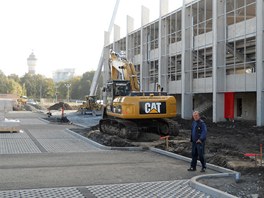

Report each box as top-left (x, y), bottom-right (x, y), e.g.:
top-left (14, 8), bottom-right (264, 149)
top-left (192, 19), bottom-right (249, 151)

top-left (190, 174), bottom-right (238, 198)
top-left (66, 128), bottom-right (145, 151)
top-left (41, 117), bottom-right (241, 198)
top-left (150, 148), bottom-right (240, 198)
top-left (67, 127), bottom-right (241, 198)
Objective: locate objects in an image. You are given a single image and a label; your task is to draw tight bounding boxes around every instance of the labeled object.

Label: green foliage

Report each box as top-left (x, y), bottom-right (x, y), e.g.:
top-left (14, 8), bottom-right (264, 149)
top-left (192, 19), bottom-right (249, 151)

top-left (8, 74), bottom-right (20, 83)
top-left (55, 71), bottom-right (103, 101)
top-left (20, 73), bottom-right (55, 100)
top-left (7, 79), bottom-right (23, 95)
top-left (0, 69), bottom-right (103, 101)
top-left (0, 70), bottom-right (23, 95)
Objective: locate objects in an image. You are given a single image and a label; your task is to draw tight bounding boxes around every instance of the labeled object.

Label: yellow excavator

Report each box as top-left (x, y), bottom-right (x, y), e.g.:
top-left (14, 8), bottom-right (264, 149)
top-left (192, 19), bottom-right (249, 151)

top-left (78, 95), bottom-right (102, 116)
top-left (99, 50), bottom-right (179, 140)
top-left (17, 96), bottom-right (28, 105)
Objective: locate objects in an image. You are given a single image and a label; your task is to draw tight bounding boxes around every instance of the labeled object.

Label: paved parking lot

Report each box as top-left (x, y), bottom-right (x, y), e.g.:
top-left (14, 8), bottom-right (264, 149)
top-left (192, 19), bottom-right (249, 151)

top-left (0, 180), bottom-right (210, 198)
top-left (0, 112), bottom-right (215, 197)
top-left (0, 116), bottom-right (100, 154)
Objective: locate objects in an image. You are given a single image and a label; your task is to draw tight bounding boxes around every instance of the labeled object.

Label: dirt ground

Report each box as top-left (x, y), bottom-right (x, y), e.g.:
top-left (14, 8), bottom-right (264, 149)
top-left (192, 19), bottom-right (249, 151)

top-left (169, 117), bottom-right (264, 197)
top-left (44, 112), bottom-right (264, 197)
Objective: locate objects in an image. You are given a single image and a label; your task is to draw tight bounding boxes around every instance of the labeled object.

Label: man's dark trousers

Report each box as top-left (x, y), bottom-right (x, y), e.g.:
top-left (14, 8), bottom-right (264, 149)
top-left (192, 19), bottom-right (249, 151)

top-left (191, 142), bottom-right (206, 169)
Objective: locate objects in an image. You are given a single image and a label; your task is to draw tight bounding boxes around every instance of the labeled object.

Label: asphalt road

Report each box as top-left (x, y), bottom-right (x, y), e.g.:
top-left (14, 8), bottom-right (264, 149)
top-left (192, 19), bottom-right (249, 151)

top-left (0, 111), bottom-right (216, 195)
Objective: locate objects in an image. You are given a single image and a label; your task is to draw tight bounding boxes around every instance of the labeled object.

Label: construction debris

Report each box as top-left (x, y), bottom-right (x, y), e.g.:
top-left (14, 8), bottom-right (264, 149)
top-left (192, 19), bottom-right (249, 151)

top-left (48, 102), bottom-right (73, 110)
top-left (69, 115), bottom-right (264, 197)
top-left (0, 99), bottom-right (21, 132)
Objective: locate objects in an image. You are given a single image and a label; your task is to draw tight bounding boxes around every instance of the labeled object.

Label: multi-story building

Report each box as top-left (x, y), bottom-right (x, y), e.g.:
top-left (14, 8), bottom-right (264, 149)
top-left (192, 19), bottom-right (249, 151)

top-left (52, 68), bottom-right (75, 83)
top-left (103, 0), bottom-right (264, 126)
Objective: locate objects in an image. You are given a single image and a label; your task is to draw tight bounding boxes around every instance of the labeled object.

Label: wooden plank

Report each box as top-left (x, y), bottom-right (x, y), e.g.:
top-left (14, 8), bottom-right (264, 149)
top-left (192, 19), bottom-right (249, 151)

top-left (0, 127), bottom-right (20, 132)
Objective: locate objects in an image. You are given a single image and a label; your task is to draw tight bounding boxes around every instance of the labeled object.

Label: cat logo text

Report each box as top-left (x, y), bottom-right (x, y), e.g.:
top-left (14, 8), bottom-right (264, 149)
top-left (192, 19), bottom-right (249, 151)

top-left (139, 102), bottom-right (166, 114)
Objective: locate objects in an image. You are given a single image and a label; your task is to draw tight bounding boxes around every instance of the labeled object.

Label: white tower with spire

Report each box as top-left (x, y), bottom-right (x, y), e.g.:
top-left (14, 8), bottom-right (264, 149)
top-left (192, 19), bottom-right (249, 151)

top-left (27, 52), bottom-right (37, 74)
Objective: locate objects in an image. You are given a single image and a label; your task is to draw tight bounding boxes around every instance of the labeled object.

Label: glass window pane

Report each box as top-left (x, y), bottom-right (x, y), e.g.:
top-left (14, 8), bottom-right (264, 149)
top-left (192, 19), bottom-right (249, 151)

top-left (246, 3), bottom-right (256, 18)
top-left (198, 0), bottom-right (205, 22)
top-left (246, 0), bottom-right (255, 5)
top-left (235, 7), bottom-right (245, 23)
top-left (205, 0), bottom-right (212, 20)
top-left (235, 0), bottom-right (245, 9)
top-left (226, 11), bottom-right (235, 25)
top-left (226, 0), bottom-right (235, 13)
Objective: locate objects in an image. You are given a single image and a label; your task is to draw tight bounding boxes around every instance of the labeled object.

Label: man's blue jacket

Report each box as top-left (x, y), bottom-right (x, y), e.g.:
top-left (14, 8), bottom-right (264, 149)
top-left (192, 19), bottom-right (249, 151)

top-left (191, 119), bottom-right (207, 143)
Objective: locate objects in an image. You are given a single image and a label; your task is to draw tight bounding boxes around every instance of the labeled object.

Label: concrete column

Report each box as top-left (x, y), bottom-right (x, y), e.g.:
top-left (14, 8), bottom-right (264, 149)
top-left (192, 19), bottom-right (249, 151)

top-left (212, 0), bottom-right (226, 123)
top-left (256, 0), bottom-right (264, 126)
top-left (104, 31), bottom-right (110, 47)
top-left (158, 0), bottom-right (168, 91)
top-left (127, 15), bottom-right (134, 34)
top-left (126, 15), bottom-right (134, 58)
top-left (140, 6), bottom-right (150, 91)
top-left (113, 24), bottom-right (120, 51)
top-left (104, 31), bottom-right (110, 83)
top-left (181, 1), bottom-right (193, 119)
top-left (160, 0), bottom-right (168, 16)
top-left (103, 31), bottom-right (111, 104)
top-left (141, 6), bottom-right (150, 26)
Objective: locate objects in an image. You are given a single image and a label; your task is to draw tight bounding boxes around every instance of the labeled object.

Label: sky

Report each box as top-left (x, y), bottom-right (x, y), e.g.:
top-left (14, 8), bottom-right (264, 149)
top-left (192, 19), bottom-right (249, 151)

top-left (0, 0), bottom-right (183, 78)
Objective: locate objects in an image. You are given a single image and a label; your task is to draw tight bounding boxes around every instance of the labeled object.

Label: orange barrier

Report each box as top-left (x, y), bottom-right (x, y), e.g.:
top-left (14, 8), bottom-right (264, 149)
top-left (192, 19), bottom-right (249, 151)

top-left (244, 144), bottom-right (263, 167)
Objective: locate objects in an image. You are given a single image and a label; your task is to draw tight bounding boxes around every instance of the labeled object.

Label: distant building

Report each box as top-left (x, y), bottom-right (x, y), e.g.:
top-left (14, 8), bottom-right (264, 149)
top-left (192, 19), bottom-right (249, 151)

top-left (27, 52), bottom-right (37, 74)
top-left (52, 68), bottom-right (75, 82)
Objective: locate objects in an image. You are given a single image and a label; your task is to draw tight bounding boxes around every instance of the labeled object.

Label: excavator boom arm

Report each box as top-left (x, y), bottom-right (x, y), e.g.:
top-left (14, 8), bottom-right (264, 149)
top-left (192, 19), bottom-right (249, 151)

top-left (109, 50), bottom-right (140, 91)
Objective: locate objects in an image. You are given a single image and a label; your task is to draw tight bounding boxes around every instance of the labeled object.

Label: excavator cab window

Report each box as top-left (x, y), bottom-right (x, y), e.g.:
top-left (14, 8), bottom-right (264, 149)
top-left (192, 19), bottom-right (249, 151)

top-left (115, 85), bottom-right (126, 96)
top-left (113, 82), bottom-right (130, 97)
top-left (89, 97), bottom-right (95, 103)
top-left (105, 80), bottom-right (131, 99)
top-left (106, 84), bottom-right (113, 103)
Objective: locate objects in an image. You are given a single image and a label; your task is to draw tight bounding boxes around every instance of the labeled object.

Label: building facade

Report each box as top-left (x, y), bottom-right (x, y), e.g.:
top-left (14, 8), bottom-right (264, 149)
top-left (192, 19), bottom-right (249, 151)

top-left (52, 68), bottom-right (75, 83)
top-left (103, 0), bottom-right (264, 126)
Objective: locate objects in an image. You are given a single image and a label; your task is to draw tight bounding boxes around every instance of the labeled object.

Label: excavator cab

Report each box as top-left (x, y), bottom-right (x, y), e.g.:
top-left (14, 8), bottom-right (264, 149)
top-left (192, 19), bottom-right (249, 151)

top-left (105, 80), bottom-right (131, 100)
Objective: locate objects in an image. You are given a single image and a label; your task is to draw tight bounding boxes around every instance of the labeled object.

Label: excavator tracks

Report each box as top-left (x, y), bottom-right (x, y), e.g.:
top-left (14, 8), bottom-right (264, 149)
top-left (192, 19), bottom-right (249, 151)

top-left (99, 118), bottom-right (140, 140)
top-left (99, 117), bottom-right (179, 140)
top-left (162, 118), bottom-right (180, 136)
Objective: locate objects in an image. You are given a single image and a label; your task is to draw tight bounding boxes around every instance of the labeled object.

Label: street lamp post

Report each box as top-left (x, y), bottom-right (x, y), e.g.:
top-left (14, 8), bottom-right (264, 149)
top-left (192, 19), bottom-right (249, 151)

top-left (39, 83), bottom-right (42, 102)
top-left (55, 84), bottom-right (59, 103)
top-left (65, 83), bottom-right (71, 102)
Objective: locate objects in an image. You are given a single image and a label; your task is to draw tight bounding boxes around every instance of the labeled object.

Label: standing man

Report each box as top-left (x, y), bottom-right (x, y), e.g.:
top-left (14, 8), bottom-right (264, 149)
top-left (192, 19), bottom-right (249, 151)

top-left (188, 111), bottom-right (207, 172)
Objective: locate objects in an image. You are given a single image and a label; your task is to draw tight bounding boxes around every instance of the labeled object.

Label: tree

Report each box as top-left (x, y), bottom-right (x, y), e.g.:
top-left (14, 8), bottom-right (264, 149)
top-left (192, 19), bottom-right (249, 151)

top-left (75, 71), bottom-right (103, 99)
top-left (0, 71), bottom-right (23, 95)
top-left (0, 70), bottom-right (9, 93)
top-left (0, 69), bottom-right (103, 101)
top-left (8, 74), bottom-right (20, 83)
top-left (6, 79), bottom-right (23, 96)
top-left (43, 78), bottom-right (55, 98)
top-left (69, 76), bottom-right (82, 99)
top-left (56, 81), bottom-right (68, 101)
top-left (20, 73), bottom-right (55, 100)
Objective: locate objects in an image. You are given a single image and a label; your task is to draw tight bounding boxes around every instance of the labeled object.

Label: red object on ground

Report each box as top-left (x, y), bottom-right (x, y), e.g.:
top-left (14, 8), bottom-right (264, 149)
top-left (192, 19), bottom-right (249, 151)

top-left (160, 136), bottom-right (170, 140)
top-left (244, 153), bottom-right (261, 157)
top-left (224, 92), bottom-right (235, 119)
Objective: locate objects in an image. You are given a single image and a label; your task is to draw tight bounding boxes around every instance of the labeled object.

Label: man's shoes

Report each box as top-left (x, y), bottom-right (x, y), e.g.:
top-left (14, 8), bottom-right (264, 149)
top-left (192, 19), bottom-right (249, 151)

top-left (200, 168), bottom-right (206, 172)
top-left (187, 167), bottom-right (196, 171)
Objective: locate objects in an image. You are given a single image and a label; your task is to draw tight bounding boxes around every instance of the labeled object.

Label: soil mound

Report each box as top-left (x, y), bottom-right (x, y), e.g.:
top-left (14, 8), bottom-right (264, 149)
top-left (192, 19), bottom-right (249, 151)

top-left (48, 102), bottom-right (73, 110)
top-left (87, 130), bottom-right (134, 147)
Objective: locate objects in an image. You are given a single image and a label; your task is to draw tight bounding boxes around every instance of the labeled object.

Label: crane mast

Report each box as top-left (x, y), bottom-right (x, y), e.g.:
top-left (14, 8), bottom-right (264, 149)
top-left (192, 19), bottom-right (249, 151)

top-left (89, 0), bottom-right (120, 96)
